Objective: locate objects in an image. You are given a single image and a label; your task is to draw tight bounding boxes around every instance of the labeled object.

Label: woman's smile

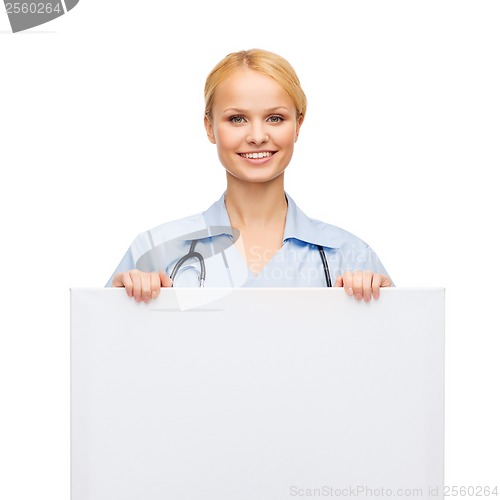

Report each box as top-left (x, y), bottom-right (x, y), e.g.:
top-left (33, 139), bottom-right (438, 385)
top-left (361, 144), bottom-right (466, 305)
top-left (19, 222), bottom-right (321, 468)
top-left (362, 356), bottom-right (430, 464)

top-left (237, 150), bottom-right (277, 165)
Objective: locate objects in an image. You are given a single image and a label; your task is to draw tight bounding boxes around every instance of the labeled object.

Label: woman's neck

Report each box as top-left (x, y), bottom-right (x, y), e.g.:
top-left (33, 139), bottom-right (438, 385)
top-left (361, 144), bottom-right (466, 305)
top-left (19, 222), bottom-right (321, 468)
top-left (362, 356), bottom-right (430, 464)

top-left (224, 175), bottom-right (287, 230)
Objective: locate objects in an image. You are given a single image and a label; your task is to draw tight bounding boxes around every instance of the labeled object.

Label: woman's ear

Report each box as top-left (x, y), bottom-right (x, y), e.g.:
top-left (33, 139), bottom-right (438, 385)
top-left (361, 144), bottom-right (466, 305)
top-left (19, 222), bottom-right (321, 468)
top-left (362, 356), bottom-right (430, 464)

top-left (294, 114), bottom-right (304, 142)
top-left (204, 115), bottom-right (216, 144)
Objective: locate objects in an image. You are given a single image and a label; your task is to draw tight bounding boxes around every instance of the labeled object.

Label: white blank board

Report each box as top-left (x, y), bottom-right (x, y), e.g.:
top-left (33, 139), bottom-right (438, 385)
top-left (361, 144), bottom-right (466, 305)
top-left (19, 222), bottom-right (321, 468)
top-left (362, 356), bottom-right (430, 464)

top-left (70, 288), bottom-right (444, 500)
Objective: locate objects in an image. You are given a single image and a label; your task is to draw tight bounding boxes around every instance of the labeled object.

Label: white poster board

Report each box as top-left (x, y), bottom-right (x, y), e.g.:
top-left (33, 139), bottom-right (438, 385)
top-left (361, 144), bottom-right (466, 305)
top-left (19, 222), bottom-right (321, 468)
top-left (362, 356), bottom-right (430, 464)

top-left (71, 288), bottom-right (444, 500)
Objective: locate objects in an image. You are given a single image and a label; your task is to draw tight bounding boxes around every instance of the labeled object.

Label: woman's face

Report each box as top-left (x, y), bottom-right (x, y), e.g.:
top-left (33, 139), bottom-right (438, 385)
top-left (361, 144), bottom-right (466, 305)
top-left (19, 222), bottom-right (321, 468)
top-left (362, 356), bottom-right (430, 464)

top-left (204, 68), bottom-right (302, 185)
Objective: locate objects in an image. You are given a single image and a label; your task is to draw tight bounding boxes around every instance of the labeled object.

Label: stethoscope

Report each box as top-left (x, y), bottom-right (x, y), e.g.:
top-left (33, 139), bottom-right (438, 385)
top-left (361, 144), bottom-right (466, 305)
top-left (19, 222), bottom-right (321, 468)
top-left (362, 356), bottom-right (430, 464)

top-left (169, 240), bottom-right (332, 287)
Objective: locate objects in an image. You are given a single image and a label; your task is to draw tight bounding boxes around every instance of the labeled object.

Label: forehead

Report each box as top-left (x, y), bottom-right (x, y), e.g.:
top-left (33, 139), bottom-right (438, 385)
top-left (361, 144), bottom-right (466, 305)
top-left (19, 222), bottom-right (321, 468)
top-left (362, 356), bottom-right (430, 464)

top-left (212, 69), bottom-right (293, 111)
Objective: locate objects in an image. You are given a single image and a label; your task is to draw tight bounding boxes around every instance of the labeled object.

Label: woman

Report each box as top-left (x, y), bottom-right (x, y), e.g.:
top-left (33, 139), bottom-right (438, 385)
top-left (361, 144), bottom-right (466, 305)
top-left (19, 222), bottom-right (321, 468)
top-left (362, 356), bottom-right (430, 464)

top-left (107, 49), bottom-right (392, 302)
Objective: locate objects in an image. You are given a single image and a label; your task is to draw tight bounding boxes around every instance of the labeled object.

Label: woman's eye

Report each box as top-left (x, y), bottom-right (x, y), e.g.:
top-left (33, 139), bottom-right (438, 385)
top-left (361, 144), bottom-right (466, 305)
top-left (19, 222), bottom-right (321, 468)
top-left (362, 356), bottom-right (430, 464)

top-left (230, 115), bottom-right (245, 124)
top-left (268, 115), bottom-right (284, 123)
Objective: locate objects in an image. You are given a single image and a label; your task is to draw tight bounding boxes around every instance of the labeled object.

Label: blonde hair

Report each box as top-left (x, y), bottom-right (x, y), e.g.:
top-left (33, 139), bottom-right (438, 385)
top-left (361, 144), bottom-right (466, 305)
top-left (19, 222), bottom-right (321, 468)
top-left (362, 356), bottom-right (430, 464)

top-left (204, 49), bottom-right (307, 122)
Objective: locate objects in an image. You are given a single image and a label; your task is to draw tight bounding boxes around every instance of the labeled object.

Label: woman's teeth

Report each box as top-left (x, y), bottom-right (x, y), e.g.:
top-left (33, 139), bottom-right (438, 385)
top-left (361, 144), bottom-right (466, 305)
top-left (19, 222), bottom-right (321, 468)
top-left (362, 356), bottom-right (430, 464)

top-left (240, 152), bottom-right (274, 159)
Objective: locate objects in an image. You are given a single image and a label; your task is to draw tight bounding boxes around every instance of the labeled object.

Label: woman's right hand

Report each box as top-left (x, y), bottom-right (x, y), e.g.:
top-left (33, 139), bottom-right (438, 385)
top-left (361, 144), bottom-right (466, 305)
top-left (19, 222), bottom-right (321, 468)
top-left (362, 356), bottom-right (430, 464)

top-left (111, 270), bottom-right (173, 303)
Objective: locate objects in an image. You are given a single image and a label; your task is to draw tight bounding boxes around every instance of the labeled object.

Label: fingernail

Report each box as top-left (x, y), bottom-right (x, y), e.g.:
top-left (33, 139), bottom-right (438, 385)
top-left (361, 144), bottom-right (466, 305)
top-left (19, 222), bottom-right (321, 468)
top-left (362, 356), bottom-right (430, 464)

top-left (355, 293), bottom-right (362, 300)
top-left (373, 292), bottom-right (380, 300)
top-left (347, 288), bottom-right (354, 296)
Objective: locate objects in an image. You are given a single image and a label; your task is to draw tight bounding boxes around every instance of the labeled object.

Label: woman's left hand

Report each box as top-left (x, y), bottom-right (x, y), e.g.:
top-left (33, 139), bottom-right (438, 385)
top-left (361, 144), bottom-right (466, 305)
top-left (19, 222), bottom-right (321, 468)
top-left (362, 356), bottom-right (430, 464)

top-left (334, 270), bottom-right (393, 301)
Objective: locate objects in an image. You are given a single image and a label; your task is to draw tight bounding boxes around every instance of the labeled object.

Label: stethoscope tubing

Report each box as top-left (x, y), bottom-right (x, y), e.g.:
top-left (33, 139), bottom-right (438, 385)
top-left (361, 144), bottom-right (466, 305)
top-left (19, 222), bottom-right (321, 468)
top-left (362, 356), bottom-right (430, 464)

top-left (170, 241), bottom-right (207, 287)
top-left (170, 241), bottom-right (331, 288)
top-left (317, 245), bottom-right (332, 287)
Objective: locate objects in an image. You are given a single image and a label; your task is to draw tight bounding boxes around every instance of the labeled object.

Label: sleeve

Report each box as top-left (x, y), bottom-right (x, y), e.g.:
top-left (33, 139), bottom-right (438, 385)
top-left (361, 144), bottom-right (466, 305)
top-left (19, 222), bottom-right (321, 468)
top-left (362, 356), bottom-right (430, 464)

top-left (331, 239), bottom-right (394, 285)
top-left (362, 245), bottom-right (393, 284)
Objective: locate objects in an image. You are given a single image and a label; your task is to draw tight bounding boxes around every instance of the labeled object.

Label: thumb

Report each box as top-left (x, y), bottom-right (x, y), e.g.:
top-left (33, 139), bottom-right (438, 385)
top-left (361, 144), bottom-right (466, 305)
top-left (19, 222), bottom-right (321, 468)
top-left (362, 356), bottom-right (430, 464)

top-left (381, 275), bottom-right (393, 288)
top-left (160, 271), bottom-right (173, 288)
top-left (334, 275), bottom-right (343, 288)
top-left (111, 272), bottom-right (125, 288)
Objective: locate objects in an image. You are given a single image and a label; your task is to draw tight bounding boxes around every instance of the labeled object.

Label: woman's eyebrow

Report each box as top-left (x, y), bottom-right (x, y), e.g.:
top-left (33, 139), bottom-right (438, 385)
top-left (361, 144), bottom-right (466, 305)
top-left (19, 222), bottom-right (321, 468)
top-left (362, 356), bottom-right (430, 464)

top-left (223, 106), bottom-right (290, 113)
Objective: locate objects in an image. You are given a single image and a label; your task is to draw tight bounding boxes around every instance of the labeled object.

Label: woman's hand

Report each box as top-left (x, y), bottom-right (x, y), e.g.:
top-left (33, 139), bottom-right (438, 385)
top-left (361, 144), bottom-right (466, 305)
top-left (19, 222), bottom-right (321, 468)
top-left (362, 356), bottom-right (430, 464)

top-left (112, 270), bottom-right (173, 303)
top-left (334, 270), bottom-right (393, 301)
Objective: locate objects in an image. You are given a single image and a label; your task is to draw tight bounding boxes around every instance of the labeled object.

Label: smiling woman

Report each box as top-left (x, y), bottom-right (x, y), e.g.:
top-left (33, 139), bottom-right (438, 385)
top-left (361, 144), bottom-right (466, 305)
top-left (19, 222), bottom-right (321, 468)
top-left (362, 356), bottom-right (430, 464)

top-left (106, 49), bottom-right (393, 301)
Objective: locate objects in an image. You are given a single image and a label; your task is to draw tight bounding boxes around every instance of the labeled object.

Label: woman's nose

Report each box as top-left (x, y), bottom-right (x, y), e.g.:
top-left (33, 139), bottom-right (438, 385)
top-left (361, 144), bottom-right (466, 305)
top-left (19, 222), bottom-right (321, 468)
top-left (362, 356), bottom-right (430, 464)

top-left (246, 123), bottom-right (269, 145)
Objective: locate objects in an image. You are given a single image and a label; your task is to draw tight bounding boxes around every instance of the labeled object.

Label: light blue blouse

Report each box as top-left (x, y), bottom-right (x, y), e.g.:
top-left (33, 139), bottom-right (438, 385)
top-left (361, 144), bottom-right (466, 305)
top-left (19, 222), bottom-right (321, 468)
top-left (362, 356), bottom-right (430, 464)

top-left (105, 192), bottom-right (390, 288)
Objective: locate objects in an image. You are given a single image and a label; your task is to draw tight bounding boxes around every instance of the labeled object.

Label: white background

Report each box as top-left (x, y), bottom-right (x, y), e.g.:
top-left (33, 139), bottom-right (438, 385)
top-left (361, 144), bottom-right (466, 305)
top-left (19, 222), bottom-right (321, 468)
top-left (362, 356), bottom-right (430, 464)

top-left (0, 1), bottom-right (498, 498)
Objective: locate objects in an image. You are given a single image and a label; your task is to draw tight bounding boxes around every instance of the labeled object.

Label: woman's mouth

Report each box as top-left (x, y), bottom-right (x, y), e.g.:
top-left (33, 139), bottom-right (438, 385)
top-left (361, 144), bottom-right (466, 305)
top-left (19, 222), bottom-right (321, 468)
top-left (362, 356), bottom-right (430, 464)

top-left (238, 151), bottom-right (276, 159)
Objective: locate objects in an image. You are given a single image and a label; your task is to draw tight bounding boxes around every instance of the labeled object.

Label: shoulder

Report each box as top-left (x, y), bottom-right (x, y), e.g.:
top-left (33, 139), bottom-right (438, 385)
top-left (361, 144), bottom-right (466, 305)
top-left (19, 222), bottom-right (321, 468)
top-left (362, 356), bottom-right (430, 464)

top-left (285, 193), bottom-right (371, 251)
top-left (129, 210), bottom-right (207, 253)
top-left (305, 215), bottom-right (389, 275)
top-left (284, 194), bottom-right (390, 274)
top-left (125, 192), bottom-right (230, 258)
top-left (106, 196), bottom-right (228, 285)
top-left (308, 216), bottom-right (371, 250)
